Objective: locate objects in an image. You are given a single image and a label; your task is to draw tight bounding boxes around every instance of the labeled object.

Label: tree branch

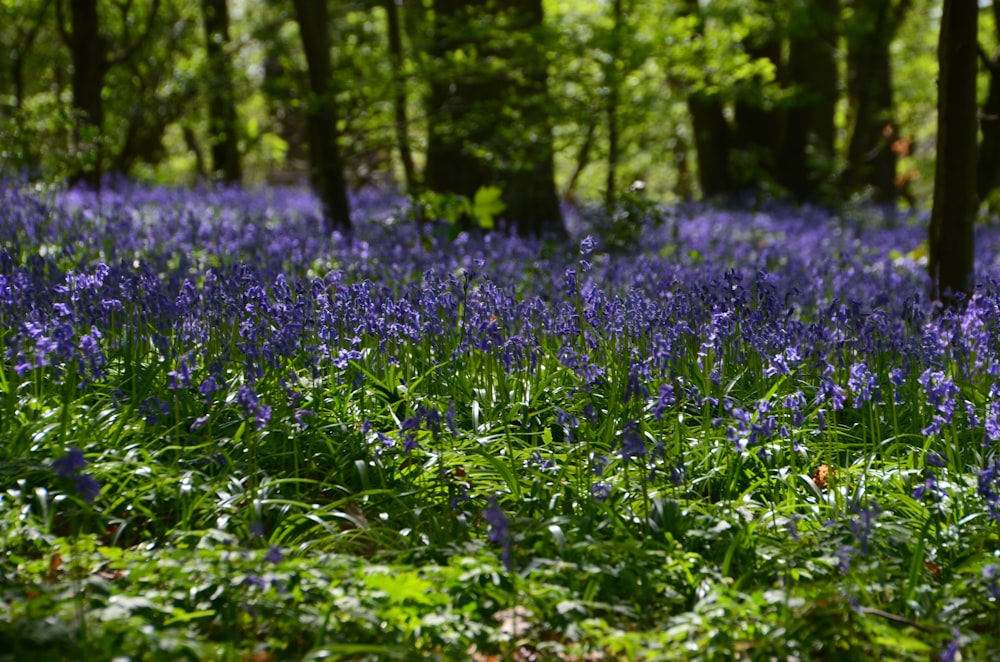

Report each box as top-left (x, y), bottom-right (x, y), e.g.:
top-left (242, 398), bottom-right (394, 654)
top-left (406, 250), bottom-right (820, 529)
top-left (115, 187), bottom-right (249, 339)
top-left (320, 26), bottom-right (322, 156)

top-left (108, 0), bottom-right (160, 67)
top-left (53, 0), bottom-right (72, 46)
top-left (18, 0), bottom-right (54, 56)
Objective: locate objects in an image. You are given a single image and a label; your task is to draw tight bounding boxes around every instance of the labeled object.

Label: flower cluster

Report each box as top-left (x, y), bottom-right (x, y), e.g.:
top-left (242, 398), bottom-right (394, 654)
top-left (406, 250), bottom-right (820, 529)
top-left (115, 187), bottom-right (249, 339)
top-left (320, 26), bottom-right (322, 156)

top-left (52, 447), bottom-right (101, 504)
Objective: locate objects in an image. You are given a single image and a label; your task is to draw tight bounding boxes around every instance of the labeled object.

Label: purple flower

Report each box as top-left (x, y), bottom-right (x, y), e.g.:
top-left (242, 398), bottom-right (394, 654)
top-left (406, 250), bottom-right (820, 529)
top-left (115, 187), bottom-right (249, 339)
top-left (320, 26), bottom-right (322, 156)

top-left (984, 564), bottom-right (1000, 600)
top-left (978, 461), bottom-right (1000, 522)
top-left (482, 495), bottom-right (512, 571)
top-left (912, 472), bottom-right (945, 504)
top-left (72, 475), bottom-right (101, 505)
top-left (836, 544), bottom-right (854, 574)
top-left (848, 501), bottom-right (881, 556)
top-left (52, 448), bottom-right (100, 504)
top-left (926, 451), bottom-right (947, 469)
top-left (619, 421), bottom-right (647, 463)
top-left (939, 629), bottom-right (961, 662)
top-left (264, 545), bottom-right (284, 564)
top-left (53, 448), bottom-right (88, 479)
top-left (591, 482), bottom-right (612, 502)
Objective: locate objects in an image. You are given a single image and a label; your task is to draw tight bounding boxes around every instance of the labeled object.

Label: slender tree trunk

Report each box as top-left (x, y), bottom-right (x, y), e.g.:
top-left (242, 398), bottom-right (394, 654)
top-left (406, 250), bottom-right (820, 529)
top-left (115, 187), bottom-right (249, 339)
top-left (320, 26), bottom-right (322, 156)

top-left (687, 93), bottom-right (735, 198)
top-left (679, 0), bottom-right (736, 200)
top-left (929, 0), bottom-right (977, 307)
top-left (780, 0), bottom-right (838, 200)
top-left (386, 0), bottom-right (417, 192)
top-left (426, 0), bottom-right (563, 237)
top-left (843, 0), bottom-right (910, 204)
top-left (733, 0), bottom-right (782, 188)
top-left (564, 120), bottom-right (596, 202)
top-left (201, 0), bottom-right (242, 183)
top-left (292, 0), bottom-right (352, 233)
top-left (68, 0), bottom-right (106, 188)
top-left (497, 0), bottom-right (564, 237)
top-left (425, 0), bottom-right (492, 218)
top-left (604, 0), bottom-right (624, 212)
top-left (977, 3), bottom-right (1000, 204)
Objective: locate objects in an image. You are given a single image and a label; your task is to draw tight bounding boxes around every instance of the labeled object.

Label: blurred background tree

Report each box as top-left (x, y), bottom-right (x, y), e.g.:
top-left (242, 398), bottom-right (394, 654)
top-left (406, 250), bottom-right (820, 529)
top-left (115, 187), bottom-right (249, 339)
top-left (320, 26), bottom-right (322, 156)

top-left (0, 0), bottom-right (988, 225)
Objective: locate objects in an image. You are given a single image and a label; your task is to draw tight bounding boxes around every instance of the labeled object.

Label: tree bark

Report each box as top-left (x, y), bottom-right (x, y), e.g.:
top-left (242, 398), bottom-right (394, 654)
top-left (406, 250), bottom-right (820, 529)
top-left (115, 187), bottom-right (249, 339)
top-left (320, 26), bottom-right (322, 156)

top-left (732, 1), bottom-right (782, 189)
top-left (928, 0), bottom-right (977, 307)
top-left (679, 0), bottom-right (736, 199)
top-left (842, 0), bottom-right (911, 204)
top-left (977, 2), bottom-right (1000, 204)
top-left (604, 0), bottom-right (624, 212)
top-left (65, 0), bottom-right (106, 188)
top-left (57, 0), bottom-right (160, 187)
top-left (201, 0), bottom-right (242, 184)
top-left (780, 0), bottom-right (838, 201)
top-left (497, 0), bottom-right (564, 237)
top-left (385, 0), bottom-right (417, 193)
top-left (687, 93), bottom-right (735, 198)
top-left (425, 0), bottom-right (564, 237)
top-left (425, 0), bottom-right (492, 218)
top-left (292, 0), bottom-right (352, 233)
top-left (5, 0), bottom-right (52, 175)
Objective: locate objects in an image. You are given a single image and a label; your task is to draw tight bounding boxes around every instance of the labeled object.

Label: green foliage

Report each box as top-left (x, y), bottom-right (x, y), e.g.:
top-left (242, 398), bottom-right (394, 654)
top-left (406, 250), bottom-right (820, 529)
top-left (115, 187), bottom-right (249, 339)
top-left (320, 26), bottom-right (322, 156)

top-left (418, 186), bottom-right (507, 230)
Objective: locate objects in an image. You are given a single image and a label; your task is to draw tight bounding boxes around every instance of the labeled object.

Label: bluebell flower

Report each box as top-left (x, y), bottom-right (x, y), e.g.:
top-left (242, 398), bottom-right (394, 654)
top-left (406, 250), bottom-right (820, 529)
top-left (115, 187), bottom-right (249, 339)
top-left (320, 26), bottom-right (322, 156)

top-left (482, 495), bottom-right (512, 571)
top-left (938, 629), bottom-right (961, 662)
top-left (591, 483), bottom-right (612, 503)
top-left (978, 461), bottom-right (1000, 522)
top-left (294, 409), bottom-right (314, 427)
top-left (53, 448), bottom-right (88, 479)
top-left (619, 421), bottom-right (647, 463)
top-left (926, 451), bottom-right (946, 469)
top-left (836, 544), bottom-right (854, 574)
top-left (983, 564), bottom-right (1000, 600)
top-left (848, 501), bottom-right (881, 556)
top-left (264, 546), bottom-right (284, 564)
top-left (53, 448), bottom-right (100, 504)
top-left (72, 474), bottom-right (101, 505)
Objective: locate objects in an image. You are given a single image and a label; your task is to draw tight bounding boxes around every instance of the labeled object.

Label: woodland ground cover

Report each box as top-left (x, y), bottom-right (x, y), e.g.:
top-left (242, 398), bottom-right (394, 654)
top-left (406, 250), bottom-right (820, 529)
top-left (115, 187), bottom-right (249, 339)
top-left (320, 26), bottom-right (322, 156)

top-left (1, 184), bottom-right (1000, 661)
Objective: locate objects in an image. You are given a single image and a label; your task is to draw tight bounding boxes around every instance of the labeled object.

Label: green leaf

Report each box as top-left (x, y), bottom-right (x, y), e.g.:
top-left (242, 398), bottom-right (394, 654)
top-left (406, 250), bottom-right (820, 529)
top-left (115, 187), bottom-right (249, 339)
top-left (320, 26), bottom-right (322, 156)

top-left (472, 186), bottom-right (506, 230)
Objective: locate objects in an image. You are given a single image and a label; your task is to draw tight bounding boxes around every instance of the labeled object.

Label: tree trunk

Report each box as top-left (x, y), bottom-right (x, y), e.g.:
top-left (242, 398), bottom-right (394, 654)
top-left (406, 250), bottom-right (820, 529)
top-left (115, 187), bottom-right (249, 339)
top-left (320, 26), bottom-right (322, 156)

top-left (292, 0), bottom-right (352, 233)
top-left (425, 0), bottom-right (492, 219)
top-left (679, 0), bottom-right (736, 199)
top-left (201, 0), bottom-right (242, 184)
top-left (687, 93), bottom-right (735, 198)
top-left (604, 0), bottom-right (624, 212)
top-left (6, 0), bottom-right (51, 175)
top-left (425, 0), bottom-right (564, 237)
top-left (385, 0), bottom-right (417, 193)
top-left (977, 2), bottom-right (1000, 205)
top-left (780, 0), bottom-right (838, 201)
top-left (843, 0), bottom-right (910, 204)
top-left (732, 2), bottom-right (782, 189)
top-left (497, 0), bottom-right (563, 237)
top-left (928, 0), bottom-right (977, 307)
top-left (68, 0), bottom-right (106, 188)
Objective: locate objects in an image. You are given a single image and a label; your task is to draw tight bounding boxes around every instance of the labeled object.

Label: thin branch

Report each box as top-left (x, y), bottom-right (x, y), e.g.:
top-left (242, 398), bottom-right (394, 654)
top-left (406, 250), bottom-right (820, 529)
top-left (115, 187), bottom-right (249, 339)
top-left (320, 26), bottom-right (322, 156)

top-left (53, 0), bottom-right (72, 46)
top-left (108, 0), bottom-right (160, 67)
top-left (856, 605), bottom-right (935, 634)
top-left (18, 0), bottom-right (54, 56)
